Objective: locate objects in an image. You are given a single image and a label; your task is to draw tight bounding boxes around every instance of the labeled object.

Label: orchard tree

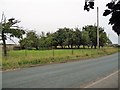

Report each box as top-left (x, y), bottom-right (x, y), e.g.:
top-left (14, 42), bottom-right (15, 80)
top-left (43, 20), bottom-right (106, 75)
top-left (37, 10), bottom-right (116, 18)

top-left (64, 28), bottom-right (76, 49)
top-left (83, 25), bottom-right (108, 48)
top-left (74, 28), bottom-right (82, 48)
top-left (43, 34), bottom-right (53, 49)
top-left (81, 30), bottom-right (90, 48)
top-left (99, 27), bottom-right (108, 47)
top-left (1, 18), bottom-right (25, 56)
top-left (83, 25), bottom-right (97, 48)
top-left (20, 31), bottom-right (39, 50)
top-left (55, 28), bottom-right (67, 48)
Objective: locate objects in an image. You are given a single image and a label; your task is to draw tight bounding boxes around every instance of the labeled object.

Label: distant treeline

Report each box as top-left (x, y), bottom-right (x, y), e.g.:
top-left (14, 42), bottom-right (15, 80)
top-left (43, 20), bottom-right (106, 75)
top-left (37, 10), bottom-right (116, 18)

top-left (19, 25), bottom-right (112, 50)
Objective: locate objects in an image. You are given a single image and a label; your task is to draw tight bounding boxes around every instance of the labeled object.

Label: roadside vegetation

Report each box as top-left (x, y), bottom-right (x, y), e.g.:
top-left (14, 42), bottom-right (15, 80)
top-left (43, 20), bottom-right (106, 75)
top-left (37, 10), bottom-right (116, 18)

top-left (1, 17), bottom-right (119, 71)
top-left (2, 47), bottom-right (118, 70)
top-left (19, 25), bottom-right (112, 50)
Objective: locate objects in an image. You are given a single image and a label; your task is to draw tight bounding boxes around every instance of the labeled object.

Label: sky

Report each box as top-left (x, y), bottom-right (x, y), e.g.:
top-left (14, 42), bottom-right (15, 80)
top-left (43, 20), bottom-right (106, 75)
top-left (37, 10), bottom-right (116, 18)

top-left (0, 0), bottom-right (118, 44)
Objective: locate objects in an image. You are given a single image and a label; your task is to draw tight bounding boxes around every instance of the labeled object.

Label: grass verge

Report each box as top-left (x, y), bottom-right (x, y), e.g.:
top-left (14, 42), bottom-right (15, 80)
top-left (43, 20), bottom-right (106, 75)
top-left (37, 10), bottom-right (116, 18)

top-left (2, 47), bottom-right (118, 70)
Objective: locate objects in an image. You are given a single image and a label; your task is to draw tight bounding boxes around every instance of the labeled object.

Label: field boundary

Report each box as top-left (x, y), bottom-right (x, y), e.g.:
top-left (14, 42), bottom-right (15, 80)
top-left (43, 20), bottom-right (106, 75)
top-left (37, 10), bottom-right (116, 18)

top-left (2, 47), bottom-right (119, 71)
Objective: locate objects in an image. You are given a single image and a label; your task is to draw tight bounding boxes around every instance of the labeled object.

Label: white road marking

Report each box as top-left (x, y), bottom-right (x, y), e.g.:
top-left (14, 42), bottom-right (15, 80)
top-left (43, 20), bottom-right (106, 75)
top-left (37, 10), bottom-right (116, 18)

top-left (84, 71), bottom-right (118, 88)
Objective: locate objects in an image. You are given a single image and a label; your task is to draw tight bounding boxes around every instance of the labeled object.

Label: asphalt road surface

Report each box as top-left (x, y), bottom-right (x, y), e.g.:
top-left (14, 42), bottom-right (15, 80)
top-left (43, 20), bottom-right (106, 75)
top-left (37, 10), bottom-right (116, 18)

top-left (2, 53), bottom-right (119, 88)
top-left (84, 71), bottom-right (118, 88)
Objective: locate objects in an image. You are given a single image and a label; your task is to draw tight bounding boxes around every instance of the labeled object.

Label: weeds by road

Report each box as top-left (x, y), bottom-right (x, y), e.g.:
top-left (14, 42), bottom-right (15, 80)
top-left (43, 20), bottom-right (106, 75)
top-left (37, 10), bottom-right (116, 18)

top-left (2, 47), bottom-right (118, 70)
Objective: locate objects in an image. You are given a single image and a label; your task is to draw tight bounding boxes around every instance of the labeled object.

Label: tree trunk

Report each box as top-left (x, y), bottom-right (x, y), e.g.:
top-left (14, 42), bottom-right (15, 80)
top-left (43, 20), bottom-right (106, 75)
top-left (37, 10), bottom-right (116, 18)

top-left (61, 45), bottom-right (63, 49)
top-left (71, 44), bottom-right (73, 49)
top-left (68, 45), bottom-right (70, 49)
top-left (88, 45), bottom-right (90, 48)
top-left (91, 45), bottom-right (93, 49)
top-left (83, 45), bottom-right (85, 49)
top-left (35, 46), bottom-right (39, 50)
top-left (99, 45), bottom-right (101, 48)
top-left (94, 45), bottom-right (97, 49)
top-left (2, 31), bottom-right (7, 56)
top-left (54, 45), bottom-right (57, 49)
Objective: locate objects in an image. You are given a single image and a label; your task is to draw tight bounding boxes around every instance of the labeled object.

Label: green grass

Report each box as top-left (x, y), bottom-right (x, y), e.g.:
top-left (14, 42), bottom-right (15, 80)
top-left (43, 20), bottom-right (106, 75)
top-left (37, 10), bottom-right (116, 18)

top-left (2, 47), bottom-right (118, 70)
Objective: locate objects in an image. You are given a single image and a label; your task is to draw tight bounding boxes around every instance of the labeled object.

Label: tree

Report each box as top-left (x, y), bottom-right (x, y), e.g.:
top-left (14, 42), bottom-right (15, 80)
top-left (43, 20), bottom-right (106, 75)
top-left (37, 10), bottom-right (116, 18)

top-left (98, 27), bottom-right (108, 48)
top-left (84, 0), bottom-right (120, 36)
top-left (19, 38), bottom-right (32, 49)
top-left (39, 37), bottom-right (46, 49)
top-left (84, 0), bottom-right (95, 11)
top-left (83, 25), bottom-right (97, 48)
top-left (74, 28), bottom-right (82, 48)
top-left (20, 31), bottom-right (39, 50)
top-left (81, 30), bottom-right (90, 48)
top-left (82, 25), bottom-right (108, 48)
top-left (55, 28), bottom-right (67, 48)
top-left (43, 34), bottom-right (53, 49)
top-left (64, 28), bottom-right (76, 49)
top-left (103, 0), bottom-right (120, 36)
top-left (1, 18), bottom-right (25, 56)
top-left (52, 33), bottom-right (58, 49)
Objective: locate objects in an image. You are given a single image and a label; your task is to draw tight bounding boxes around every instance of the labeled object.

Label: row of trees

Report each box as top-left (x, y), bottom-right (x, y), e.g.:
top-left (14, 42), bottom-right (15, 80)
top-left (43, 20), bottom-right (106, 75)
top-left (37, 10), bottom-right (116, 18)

top-left (19, 25), bottom-right (112, 50)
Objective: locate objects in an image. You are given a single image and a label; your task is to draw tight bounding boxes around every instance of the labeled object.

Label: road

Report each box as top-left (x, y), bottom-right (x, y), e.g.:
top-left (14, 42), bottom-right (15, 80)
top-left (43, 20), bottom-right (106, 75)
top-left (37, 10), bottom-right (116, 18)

top-left (2, 53), bottom-right (118, 88)
top-left (84, 71), bottom-right (118, 88)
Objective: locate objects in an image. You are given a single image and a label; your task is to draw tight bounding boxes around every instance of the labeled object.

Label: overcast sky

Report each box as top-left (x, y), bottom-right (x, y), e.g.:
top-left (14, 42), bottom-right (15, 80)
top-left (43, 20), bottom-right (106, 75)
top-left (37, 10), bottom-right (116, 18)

top-left (0, 0), bottom-right (118, 44)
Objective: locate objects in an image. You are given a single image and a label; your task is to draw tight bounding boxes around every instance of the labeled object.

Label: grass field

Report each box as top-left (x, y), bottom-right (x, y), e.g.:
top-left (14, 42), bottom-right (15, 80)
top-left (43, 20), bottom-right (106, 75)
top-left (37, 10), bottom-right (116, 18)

top-left (2, 47), bottom-right (118, 70)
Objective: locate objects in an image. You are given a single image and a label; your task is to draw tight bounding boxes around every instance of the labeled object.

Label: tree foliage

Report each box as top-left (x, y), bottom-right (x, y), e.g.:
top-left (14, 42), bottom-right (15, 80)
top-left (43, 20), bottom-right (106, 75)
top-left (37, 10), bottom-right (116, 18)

top-left (84, 0), bottom-right (94, 11)
top-left (84, 0), bottom-right (120, 36)
top-left (20, 25), bottom-right (109, 49)
top-left (103, 0), bottom-right (120, 35)
top-left (19, 31), bottom-right (39, 50)
top-left (1, 18), bottom-right (25, 56)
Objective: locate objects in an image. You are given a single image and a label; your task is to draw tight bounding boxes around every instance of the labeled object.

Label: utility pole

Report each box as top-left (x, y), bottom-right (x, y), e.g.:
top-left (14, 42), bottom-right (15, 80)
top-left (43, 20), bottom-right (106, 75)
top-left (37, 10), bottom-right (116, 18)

top-left (97, 7), bottom-right (99, 48)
